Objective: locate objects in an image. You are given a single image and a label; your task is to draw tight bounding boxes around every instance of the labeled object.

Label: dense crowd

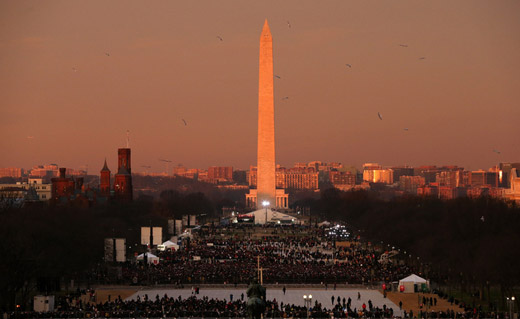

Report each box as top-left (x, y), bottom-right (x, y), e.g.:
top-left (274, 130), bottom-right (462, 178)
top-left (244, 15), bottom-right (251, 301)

top-left (117, 235), bottom-right (415, 285)
top-left (7, 293), bottom-right (506, 318)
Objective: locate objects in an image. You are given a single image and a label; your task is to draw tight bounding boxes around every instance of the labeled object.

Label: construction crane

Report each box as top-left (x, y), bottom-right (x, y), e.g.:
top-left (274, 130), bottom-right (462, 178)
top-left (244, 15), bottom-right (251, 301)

top-left (158, 159), bottom-right (172, 176)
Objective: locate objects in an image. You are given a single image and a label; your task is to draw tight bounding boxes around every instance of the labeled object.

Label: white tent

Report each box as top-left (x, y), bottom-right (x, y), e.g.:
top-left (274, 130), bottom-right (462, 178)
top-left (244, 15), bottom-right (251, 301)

top-left (158, 240), bottom-right (179, 251)
top-left (137, 252), bottom-right (160, 265)
top-left (399, 274), bottom-right (429, 293)
top-left (250, 208), bottom-right (299, 225)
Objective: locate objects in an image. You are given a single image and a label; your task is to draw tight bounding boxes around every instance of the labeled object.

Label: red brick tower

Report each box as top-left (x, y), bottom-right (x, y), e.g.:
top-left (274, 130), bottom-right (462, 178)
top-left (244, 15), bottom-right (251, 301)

top-left (114, 148), bottom-right (132, 201)
top-left (100, 159), bottom-right (111, 197)
top-left (51, 167), bottom-right (75, 202)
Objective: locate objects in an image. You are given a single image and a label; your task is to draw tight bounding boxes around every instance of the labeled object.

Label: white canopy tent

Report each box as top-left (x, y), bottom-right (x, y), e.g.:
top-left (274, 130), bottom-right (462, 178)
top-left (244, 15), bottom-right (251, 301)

top-left (250, 208), bottom-right (299, 225)
top-left (136, 252), bottom-right (160, 265)
top-left (158, 240), bottom-right (179, 251)
top-left (399, 274), bottom-right (429, 293)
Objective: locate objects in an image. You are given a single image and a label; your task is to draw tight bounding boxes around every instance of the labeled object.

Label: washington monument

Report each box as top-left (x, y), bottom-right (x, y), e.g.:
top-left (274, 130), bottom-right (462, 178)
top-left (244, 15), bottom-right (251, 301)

top-left (246, 20), bottom-right (288, 209)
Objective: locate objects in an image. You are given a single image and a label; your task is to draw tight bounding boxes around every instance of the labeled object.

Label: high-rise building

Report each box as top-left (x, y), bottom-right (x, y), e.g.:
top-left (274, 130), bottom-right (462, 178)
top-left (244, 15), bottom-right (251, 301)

top-left (246, 20), bottom-right (288, 209)
top-left (0, 167), bottom-right (24, 178)
top-left (208, 166), bottom-right (233, 182)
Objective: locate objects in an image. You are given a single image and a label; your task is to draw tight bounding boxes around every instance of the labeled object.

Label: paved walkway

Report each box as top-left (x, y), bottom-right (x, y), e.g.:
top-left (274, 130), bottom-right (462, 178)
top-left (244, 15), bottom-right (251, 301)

top-left (126, 287), bottom-right (403, 316)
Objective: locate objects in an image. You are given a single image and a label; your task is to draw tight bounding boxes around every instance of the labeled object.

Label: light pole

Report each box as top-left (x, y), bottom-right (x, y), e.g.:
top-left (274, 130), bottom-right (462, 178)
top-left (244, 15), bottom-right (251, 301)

top-left (262, 200), bottom-right (270, 225)
top-left (303, 294), bottom-right (312, 319)
top-left (507, 296), bottom-right (515, 319)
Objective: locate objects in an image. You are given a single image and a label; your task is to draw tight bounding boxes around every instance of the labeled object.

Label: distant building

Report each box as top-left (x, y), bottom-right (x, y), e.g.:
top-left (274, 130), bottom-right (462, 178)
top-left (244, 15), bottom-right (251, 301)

top-left (399, 176), bottom-right (425, 193)
top-left (208, 166), bottom-right (233, 180)
top-left (114, 148), bottom-right (133, 201)
top-left (391, 167), bottom-right (414, 182)
top-left (277, 167), bottom-right (319, 190)
top-left (469, 170), bottom-right (497, 187)
top-left (499, 163), bottom-right (520, 188)
top-left (436, 169), bottom-right (465, 187)
top-left (0, 178), bottom-right (51, 201)
top-left (100, 159), bottom-right (111, 197)
top-left (232, 170), bottom-right (247, 184)
top-left (51, 168), bottom-right (76, 201)
top-left (0, 167), bottom-right (24, 178)
top-left (30, 164), bottom-right (59, 178)
top-left (504, 168), bottom-right (520, 203)
top-left (363, 163), bottom-right (393, 184)
top-left (329, 170), bottom-right (356, 190)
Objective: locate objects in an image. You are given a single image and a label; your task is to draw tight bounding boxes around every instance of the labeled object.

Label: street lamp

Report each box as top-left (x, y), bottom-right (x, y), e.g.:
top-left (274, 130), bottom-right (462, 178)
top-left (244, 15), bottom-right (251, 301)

top-left (262, 201), bottom-right (270, 225)
top-left (303, 294), bottom-right (313, 319)
top-left (507, 296), bottom-right (515, 319)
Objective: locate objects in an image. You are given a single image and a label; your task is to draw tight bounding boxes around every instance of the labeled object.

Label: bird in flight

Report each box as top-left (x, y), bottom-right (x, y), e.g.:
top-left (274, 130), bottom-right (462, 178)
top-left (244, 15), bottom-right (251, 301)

top-left (377, 112), bottom-right (383, 120)
top-left (345, 64), bottom-right (352, 68)
top-left (419, 57), bottom-right (426, 60)
top-left (216, 36), bottom-right (223, 41)
top-left (72, 67), bottom-right (77, 72)
top-left (282, 96), bottom-right (289, 100)
top-left (480, 216), bottom-right (485, 222)
top-left (105, 52), bottom-right (110, 56)
top-left (399, 44), bottom-right (408, 47)
top-left (275, 75), bottom-right (281, 79)
top-left (403, 128), bottom-right (409, 131)
top-left (493, 149), bottom-right (501, 154)
top-left (287, 21), bottom-right (291, 28)
top-left (182, 119), bottom-right (187, 126)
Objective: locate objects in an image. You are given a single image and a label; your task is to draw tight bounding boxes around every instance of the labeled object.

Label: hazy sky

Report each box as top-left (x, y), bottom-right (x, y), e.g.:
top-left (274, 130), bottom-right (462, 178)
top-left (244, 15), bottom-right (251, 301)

top-left (1, 0), bottom-right (519, 173)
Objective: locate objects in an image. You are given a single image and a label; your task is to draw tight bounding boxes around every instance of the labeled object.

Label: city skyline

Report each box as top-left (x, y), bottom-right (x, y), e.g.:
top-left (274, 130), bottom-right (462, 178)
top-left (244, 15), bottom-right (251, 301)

top-left (1, 1), bottom-right (519, 172)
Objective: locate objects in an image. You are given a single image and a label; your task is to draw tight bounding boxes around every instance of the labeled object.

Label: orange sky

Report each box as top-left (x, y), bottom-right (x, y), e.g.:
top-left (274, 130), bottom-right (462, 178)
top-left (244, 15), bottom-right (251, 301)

top-left (1, 0), bottom-right (519, 173)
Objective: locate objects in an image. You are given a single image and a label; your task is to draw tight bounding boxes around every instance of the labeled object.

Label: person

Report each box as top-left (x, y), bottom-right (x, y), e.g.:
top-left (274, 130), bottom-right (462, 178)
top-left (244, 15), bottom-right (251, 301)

top-left (241, 293), bottom-right (244, 301)
top-left (399, 301), bottom-right (403, 310)
top-left (331, 296), bottom-right (335, 305)
top-left (358, 292), bottom-right (361, 300)
top-left (283, 286), bottom-right (286, 295)
top-left (337, 296), bottom-right (341, 305)
top-left (230, 294), bottom-right (233, 301)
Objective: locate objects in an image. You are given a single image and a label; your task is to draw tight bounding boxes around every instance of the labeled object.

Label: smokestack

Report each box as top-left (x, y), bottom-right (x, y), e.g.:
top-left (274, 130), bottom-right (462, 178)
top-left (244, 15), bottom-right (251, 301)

top-left (59, 167), bottom-right (66, 178)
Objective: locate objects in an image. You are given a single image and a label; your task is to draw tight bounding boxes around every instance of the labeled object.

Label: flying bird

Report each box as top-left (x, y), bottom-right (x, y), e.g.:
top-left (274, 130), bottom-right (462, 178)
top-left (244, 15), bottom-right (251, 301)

top-left (377, 112), bottom-right (383, 120)
top-left (404, 128), bottom-right (409, 131)
top-left (419, 57), bottom-right (426, 60)
top-left (105, 52), bottom-right (110, 56)
top-left (287, 21), bottom-right (291, 28)
top-left (480, 216), bottom-right (485, 222)
top-left (275, 75), bottom-right (281, 79)
top-left (345, 64), bottom-right (352, 68)
top-left (493, 149), bottom-right (501, 154)
top-left (399, 44), bottom-right (408, 47)
top-left (282, 96), bottom-right (289, 100)
top-left (216, 36), bottom-right (223, 41)
top-left (182, 119), bottom-right (187, 126)
top-left (72, 67), bottom-right (77, 72)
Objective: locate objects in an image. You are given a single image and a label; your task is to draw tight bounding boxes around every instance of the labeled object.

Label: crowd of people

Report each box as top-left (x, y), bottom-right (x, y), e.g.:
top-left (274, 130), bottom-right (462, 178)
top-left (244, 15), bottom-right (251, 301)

top-left (7, 293), bottom-right (505, 318)
top-left (116, 233), bottom-right (416, 285)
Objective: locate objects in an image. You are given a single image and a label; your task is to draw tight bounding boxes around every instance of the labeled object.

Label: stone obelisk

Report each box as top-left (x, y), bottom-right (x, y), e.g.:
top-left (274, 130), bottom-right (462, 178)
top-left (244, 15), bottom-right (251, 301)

top-left (257, 19), bottom-right (276, 207)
